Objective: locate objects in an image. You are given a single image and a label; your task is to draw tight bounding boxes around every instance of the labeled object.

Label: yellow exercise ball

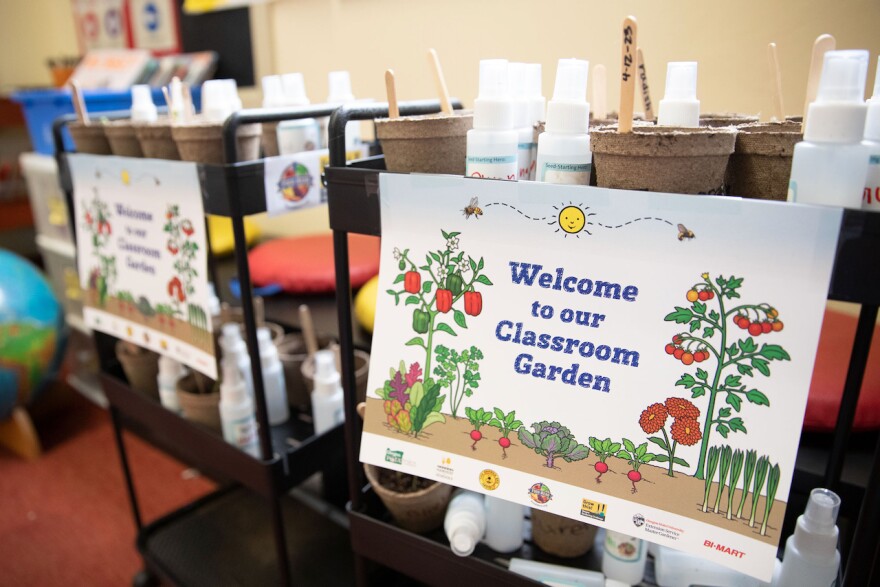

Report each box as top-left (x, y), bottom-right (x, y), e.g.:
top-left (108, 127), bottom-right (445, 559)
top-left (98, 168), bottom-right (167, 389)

top-left (355, 275), bottom-right (379, 333)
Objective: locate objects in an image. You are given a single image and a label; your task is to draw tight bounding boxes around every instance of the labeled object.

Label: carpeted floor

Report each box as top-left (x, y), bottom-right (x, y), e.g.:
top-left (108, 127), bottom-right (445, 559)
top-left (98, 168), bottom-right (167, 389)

top-left (0, 384), bottom-right (215, 586)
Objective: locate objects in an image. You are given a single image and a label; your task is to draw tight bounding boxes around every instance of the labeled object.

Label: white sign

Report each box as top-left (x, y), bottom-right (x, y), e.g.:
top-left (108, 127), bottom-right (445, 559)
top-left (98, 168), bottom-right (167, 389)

top-left (361, 174), bottom-right (842, 580)
top-left (70, 154), bottom-right (216, 379)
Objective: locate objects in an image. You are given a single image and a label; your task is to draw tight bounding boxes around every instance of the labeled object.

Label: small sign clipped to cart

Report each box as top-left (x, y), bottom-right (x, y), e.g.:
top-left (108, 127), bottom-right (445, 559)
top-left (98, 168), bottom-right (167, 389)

top-left (361, 173), bottom-right (842, 581)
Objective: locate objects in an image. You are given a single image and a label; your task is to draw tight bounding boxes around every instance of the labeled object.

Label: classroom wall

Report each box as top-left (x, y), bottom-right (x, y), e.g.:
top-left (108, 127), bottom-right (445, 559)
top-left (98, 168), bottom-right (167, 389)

top-left (268, 0), bottom-right (880, 118)
top-left (0, 0), bottom-right (79, 90)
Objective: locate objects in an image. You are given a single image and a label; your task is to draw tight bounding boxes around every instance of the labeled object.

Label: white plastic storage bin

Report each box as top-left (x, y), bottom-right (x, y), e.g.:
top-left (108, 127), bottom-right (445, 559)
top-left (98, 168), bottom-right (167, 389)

top-left (35, 234), bottom-right (84, 331)
top-left (20, 152), bottom-right (71, 243)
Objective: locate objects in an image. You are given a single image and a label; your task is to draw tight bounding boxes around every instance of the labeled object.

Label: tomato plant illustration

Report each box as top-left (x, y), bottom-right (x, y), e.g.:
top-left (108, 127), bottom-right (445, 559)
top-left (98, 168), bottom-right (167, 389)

top-left (518, 421), bottom-right (590, 469)
top-left (81, 191), bottom-right (116, 306)
top-left (639, 397), bottom-right (701, 477)
top-left (374, 361), bottom-right (446, 438)
top-left (588, 437), bottom-right (622, 483)
top-left (433, 344), bottom-right (483, 418)
top-left (488, 408), bottom-right (523, 459)
top-left (664, 273), bottom-right (790, 479)
top-left (164, 204), bottom-right (204, 326)
top-left (386, 230), bottom-right (493, 382)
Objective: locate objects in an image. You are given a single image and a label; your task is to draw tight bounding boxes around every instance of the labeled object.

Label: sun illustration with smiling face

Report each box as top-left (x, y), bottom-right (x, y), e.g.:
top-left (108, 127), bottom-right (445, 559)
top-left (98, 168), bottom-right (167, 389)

top-left (551, 203), bottom-right (595, 237)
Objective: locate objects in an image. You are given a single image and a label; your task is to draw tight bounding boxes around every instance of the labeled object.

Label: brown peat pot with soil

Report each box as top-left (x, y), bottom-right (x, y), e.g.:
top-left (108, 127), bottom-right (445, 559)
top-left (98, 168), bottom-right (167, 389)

top-left (115, 341), bottom-right (160, 399)
top-left (531, 508), bottom-right (599, 558)
top-left (104, 120), bottom-right (144, 157)
top-left (375, 112), bottom-right (473, 175)
top-left (172, 119), bottom-right (263, 165)
top-left (134, 119), bottom-right (181, 160)
top-left (69, 122), bottom-right (113, 155)
top-left (725, 121), bottom-right (802, 201)
top-left (591, 125), bottom-right (737, 194)
top-left (364, 463), bottom-right (453, 533)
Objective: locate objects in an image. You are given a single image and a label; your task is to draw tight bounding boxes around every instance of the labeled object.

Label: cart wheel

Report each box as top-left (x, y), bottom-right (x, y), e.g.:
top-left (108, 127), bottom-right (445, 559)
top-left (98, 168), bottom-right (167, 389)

top-left (132, 570), bottom-right (158, 587)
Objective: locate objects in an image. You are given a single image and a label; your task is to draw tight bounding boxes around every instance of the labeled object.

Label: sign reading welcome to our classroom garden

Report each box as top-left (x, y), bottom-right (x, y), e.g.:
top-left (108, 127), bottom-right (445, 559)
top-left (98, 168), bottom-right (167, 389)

top-left (362, 174), bottom-right (842, 580)
top-left (70, 154), bottom-right (216, 379)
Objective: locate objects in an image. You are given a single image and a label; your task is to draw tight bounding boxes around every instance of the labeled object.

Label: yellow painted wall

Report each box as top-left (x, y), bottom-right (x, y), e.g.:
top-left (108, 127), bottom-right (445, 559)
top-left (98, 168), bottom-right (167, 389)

top-left (0, 0), bottom-right (79, 90)
top-left (268, 0), bottom-right (880, 118)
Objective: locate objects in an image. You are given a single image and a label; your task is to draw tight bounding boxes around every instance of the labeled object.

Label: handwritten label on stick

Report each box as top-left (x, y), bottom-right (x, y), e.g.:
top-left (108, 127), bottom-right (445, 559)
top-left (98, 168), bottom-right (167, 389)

top-left (618, 16), bottom-right (638, 133)
top-left (638, 47), bottom-right (654, 122)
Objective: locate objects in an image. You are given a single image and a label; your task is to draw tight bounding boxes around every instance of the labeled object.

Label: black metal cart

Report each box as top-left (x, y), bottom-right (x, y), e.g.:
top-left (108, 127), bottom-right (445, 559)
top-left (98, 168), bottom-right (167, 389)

top-left (325, 102), bottom-right (880, 587)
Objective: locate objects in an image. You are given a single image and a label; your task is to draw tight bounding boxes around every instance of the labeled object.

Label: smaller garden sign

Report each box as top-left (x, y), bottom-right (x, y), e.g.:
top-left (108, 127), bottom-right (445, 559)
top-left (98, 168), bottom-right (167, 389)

top-left (361, 173), bottom-right (842, 581)
top-left (70, 154), bottom-right (216, 379)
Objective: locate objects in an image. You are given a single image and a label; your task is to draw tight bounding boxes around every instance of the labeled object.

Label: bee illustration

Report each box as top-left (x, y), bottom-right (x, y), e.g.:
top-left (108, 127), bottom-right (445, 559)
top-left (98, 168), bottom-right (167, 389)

top-left (463, 196), bottom-right (483, 220)
top-left (677, 223), bottom-right (695, 241)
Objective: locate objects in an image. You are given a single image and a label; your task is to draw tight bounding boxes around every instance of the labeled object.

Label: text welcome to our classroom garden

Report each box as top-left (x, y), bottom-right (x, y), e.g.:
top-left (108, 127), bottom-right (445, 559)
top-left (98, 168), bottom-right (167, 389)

top-left (495, 261), bottom-right (642, 393)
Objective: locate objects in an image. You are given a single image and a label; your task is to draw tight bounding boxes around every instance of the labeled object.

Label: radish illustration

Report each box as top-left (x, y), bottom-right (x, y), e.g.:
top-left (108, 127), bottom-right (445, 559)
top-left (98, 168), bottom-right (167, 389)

top-left (464, 407), bottom-right (493, 451)
top-left (616, 438), bottom-right (656, 494)
top-left (488, 408), bottom-right (523, 459)
top-left (588, 437), bottom-right (621, 483)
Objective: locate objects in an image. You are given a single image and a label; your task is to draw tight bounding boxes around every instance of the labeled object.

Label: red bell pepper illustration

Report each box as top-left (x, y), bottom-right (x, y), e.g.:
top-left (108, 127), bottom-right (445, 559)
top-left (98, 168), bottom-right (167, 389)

top-left (464, 290), bottom-right (482, 316)
top-left (404, 270), bottom-right (421, 294)
top-left (181, 219), bottom-right (194, 236)
top-left (167, 276), bottom-right (186, 302)
top-left (436, 288), bottom-right (452, 313)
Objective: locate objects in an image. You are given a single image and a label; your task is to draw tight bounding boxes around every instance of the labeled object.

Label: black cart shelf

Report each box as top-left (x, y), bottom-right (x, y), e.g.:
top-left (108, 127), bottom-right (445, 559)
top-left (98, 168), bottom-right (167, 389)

top-left (324, 103), bottom-right (880, 587)
top-left (51, 100), bottom-right (458, 586)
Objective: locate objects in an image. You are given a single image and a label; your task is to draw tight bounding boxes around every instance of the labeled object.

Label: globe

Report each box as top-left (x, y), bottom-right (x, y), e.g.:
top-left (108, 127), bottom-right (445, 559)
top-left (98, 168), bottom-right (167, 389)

top-left (0, 250), bottom-right (66, 419)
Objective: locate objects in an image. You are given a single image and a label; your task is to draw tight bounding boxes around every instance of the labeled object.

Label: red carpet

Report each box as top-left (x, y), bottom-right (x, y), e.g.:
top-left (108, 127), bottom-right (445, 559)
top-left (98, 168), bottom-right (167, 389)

top-left (0, 388), bottom-right (215, 586)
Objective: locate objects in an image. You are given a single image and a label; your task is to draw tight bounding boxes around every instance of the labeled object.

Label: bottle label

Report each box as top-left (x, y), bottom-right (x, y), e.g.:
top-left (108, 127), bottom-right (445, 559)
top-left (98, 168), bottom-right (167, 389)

top-left (604, 532), bottom-right (643, 562)
top-left (518, 143), bottom-right (536, 180)
top-left (466, 155), bottom-right (518, 181)
top-left (863, 154), bottom-right (880, 210)
top-left (223, 414), bottom-right (259, 455)
top-left (539, 154), bottom-right (592, 185)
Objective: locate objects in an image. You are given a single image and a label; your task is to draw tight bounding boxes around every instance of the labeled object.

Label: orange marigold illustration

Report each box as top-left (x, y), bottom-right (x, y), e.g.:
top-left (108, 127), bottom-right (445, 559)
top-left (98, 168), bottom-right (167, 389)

top-left (666, 397), bottom-right (700, 420)
top-left (671, 417), bottom-right (703, 446)
top-left (639, 403), bottom-right (668, 434)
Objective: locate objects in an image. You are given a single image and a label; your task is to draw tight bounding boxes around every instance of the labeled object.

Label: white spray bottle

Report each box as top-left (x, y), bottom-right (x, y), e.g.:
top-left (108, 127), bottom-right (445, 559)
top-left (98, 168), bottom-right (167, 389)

top-left (156, 356), bottom-right (185, 414)
top-left (509, 63), bottom-right (536, 181)
top-left (278, 72), bottom-right (320, 155)
top-left (322, 70), bottom-right (360, 150)
top-left (483, 495), bottom-right (524, 553)
top-left (772, 488), bottom-right (841, 587)
top-left (657, 62), bottom-right (700, 127)
top-left (862, 57), bottom-right (880, 211)
top-left (219, 357), bottom-right (260, 457)
top-left (535, 58), bottom-right (592, 185)
top-left (130, 85), bottom-right (158, 123)
top-left (466, 59), bottom-right (518, 181)
top-left (311, 349), bottom-right (344, 434)
top-left (789, 50), bottom-right (870, 208)
top-left (257, 326), bottom-right (289, 425)
top-left (219, 322), bottom-right (254, 398)
top-left (444, 490), bottom-right (486, 557)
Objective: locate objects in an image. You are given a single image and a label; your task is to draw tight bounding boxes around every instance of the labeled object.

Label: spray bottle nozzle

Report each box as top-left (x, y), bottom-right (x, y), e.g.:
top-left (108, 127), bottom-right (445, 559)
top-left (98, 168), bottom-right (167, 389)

top-left (477, 59), bottom-right (510, 100)
top-left (803, 488), bottom-right (841, 534)
top-left (282, 73), bottom-right (310, 106)
top-left (262, 75), bottom-right (284, 108)
top-left (663, 62), bottom-right (698, 101)
top-left (551, 58), bottom-right (589, 103)
top-left (817, 50), bottom-right (869, 103)
top-left (328, 71), bottom-right (355, 102)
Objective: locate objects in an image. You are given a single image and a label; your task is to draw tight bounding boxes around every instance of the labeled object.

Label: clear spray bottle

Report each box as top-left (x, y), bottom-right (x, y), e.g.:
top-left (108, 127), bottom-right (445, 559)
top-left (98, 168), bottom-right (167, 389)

top-left (509, 63), bottom-right (536, 181)
top-left (772, 488), bottom-right (841, 587)
top-left (788, 50), bottom-right (870, 208)
top-left (535, 58), bottom-right (591, 185)
top-left (862, 57), bottom-right (880, 211)
top-left (466, 59), bottom-right (518, 181)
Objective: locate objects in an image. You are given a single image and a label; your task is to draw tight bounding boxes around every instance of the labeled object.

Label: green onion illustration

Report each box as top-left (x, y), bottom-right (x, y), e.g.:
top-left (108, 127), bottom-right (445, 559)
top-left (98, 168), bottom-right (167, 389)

top-left (726, 449), bottom-right (744, 520)
top-left (702, 446), bottom-right (720, 512)
top-left (761, 464), bottom-right (781, 536)
top-left (749, 456), bottom-right (770, 528)
top-left (714, 445), bottom-right (732, 514)
top-left (737, 450), bottom-right (758, 519)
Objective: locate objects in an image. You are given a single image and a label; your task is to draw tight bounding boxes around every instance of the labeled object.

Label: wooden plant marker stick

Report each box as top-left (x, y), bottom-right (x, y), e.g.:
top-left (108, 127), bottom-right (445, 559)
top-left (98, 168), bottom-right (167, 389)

top-left (768, 43), bottom-right (785, 121)
top-left (183, 83), bottom-right (195, 122)
top-left (802, 34), bottom-right (836, 132)
top-left (428, 48), bottom-right (454, 115)
top-left (618, 15), bottom-right (638, 133)
top-left (385, 69), bottom-right (400, 119)
top-left (592, 64), bottom-right (607, 120)
top-left (299, 304), bottom-right (319, 359)
top-left (70, 80), bottom-right (89, 124)
top-left (162, 86), bottom-right (173, 115)
top-left (637, 47), bottom-right (654, 122)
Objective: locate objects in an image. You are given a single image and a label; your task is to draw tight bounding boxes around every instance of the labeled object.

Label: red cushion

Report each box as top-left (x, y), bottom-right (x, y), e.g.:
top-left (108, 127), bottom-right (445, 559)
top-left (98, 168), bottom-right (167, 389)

top-left (805, 309), bottom-right (880, 432)
top-left (248, 233), bottom-right (380, 294)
